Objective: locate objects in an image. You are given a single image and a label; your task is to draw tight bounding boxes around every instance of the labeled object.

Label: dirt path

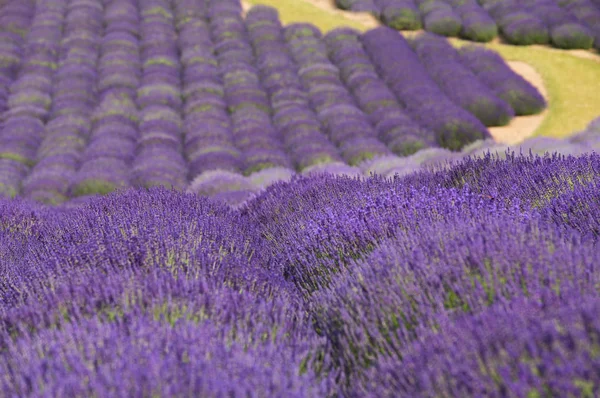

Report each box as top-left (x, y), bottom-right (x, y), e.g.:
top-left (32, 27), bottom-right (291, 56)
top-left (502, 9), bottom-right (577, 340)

top-left (487, 61), bottom-right (549, 145)
top-left (241, 0), bottom-right (251, 16)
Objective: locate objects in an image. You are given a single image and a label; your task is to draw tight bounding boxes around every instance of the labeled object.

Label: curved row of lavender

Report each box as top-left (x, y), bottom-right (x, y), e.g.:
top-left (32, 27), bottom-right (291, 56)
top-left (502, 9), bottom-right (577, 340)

top-left (0, 2), bottom-right (545, 207)
top-left (336, 0), bottom-right (600, 49)
top-left (1, 151), bottom-right (600, 396)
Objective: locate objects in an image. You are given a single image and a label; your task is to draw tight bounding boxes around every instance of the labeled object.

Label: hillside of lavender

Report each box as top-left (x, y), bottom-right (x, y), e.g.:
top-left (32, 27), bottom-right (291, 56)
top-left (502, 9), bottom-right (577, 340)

top-left (2, 151), bottom-right (600, 396)
top-left (337, 0), bottom-right (600, 49)
top-left (2, 0), bottom-right (600, 397)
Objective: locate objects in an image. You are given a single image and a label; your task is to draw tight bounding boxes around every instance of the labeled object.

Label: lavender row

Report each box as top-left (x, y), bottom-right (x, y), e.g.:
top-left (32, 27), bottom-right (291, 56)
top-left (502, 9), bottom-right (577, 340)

top-left (131, 0), bottom-right (187, 191)
top-left (0, 0), bottom-right (35, 115)
top-left (284, 23), bottom-right (392, 165)
top-left (207, 0), bottom-right (293, 176)
top-left (245, 6), bottom-right (343, 170)
top-left (409, 32), bottom-right (514, 126)
top-left (458, 44), bottom-right (547, 116)
top-left (324, 27), bottom-right (437, 155)
top-left (68, 0), bottom-right (141, 199)
top-left (21, 0), bottom-right (105, 205)
top-left (443, 0), bottom-right (498, 42)
top-left (0, 0), bottom-right (67, 198)
top-left (376, 0), bottom-right (422, 30)
top-left (361, 27), bottom-right (490, 150)
top-left (479, 0), bottom-right (550, 45)
top-left (173, 0), bottom-right (242, 180)
top-left (414, 0), bottom-right (462, 37)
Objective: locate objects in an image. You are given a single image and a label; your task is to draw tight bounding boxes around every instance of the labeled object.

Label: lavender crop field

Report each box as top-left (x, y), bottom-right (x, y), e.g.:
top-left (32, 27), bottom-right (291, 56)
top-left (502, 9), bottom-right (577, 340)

top-left (1, 0), bottom-right (600, 397)
top-left (338, 0), bottom-right (600, 49)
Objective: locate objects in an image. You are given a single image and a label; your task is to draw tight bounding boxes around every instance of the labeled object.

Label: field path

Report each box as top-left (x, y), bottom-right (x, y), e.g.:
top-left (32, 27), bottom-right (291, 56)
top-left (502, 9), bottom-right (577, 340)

top-left (488, 61), bottom-right (549, 145)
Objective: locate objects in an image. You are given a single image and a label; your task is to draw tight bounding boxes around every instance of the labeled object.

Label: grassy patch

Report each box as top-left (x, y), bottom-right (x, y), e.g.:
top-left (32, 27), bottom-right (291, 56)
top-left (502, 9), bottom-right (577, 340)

top-left (246, 0), bottom-right (600, 139)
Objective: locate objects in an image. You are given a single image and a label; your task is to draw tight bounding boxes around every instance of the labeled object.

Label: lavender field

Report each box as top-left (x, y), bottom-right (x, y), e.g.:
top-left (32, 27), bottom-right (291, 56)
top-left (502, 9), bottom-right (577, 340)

top-left (1, 0), bottom-right (600, 397)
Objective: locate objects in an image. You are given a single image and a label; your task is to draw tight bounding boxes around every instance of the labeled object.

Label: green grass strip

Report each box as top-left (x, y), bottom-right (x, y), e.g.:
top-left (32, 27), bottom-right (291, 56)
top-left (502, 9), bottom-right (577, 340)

top-left (246, 0), bottom-right (600, 139)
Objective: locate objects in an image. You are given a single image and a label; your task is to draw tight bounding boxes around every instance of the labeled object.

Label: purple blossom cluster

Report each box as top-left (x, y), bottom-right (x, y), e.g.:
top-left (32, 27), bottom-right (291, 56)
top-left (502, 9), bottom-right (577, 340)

top-left (207, 0), bottom-right (292, 176)
top-left (458, 44), bottom-right (547, 116)
top-left (284, 23), bottom-right (392, 165)
top-left (0, 0), bottom-right (66, 198)
top-left (414, 0), bottom-right (463, 37)
top-left (409, 32), bottom-right (514, 126)
top-left (131, 0), bottom-right (187, 191)
top-left (2, 152), bottom-right (600, 395)
top-left (23, 0), bottom-right (105, 204)
top-left (361, 27), bottom-right (490, 151)
top-left (245, 6), bottom-right (343, 170)
top-left (324, 27), bottom-right (437, 156)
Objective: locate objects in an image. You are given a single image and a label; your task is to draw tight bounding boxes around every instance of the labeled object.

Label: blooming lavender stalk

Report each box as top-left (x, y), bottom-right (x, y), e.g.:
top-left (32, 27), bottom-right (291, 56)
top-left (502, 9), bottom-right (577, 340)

top-left (458, 44), bottom-right (547, 115)
top-left (409, 32), bottom-right (514, 126)
top-left (361, 27), bottom-right (490, 150)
